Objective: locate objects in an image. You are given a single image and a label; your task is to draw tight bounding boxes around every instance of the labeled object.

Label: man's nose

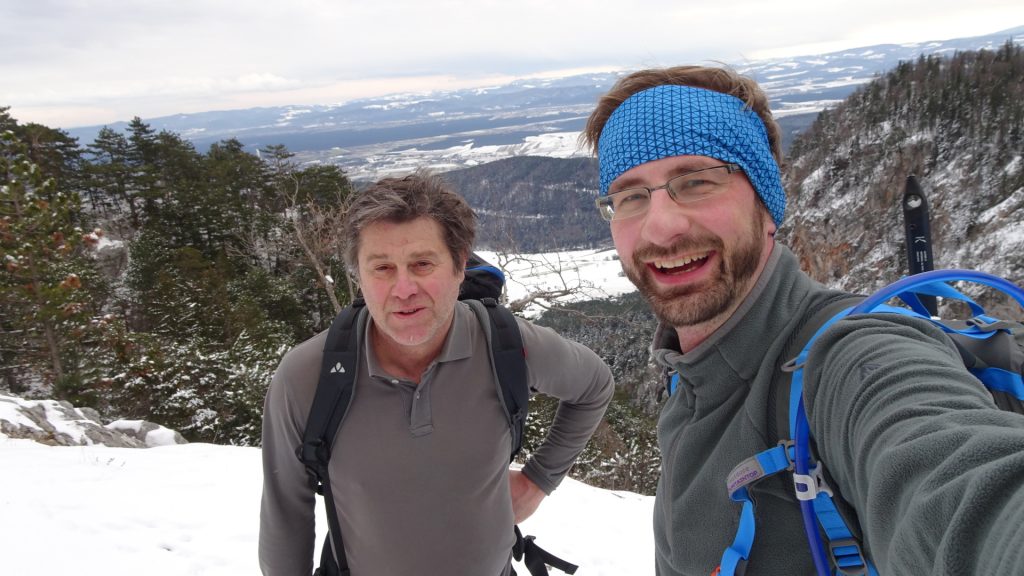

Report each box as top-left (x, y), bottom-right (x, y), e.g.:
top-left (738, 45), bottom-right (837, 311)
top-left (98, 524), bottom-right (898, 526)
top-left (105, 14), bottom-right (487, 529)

top-left (391, 269), bottom-right (419, 299)
top-left (640, 187), bottom-right (692, 246)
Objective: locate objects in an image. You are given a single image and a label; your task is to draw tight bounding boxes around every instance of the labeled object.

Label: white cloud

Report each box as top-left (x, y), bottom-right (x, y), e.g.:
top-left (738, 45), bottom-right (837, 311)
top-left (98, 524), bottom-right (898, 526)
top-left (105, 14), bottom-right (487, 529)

top-left (1, 0), bottom-right (1021, 127)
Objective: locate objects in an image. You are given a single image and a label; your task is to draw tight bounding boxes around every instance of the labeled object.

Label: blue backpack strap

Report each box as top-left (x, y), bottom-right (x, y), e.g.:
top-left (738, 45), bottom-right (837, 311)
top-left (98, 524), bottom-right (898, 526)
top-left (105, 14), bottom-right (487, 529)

top-left (791, 269), bottom-right (1024, 576)
top-left (717, 488), bottom-right (756, 576)
top-left (666, 370), bottom-right (680, 396)
top-left (785, 302), bottom-right (881, 576)
top-left (715, 295), bottom-right (862, 576)
top-left (718, 442), bottom-right (794, 575)
top-left (852, 269), bottom-right (1024, 316)
top-left (896, 277), bottom-right (985, 318)
top-left (862, 270), bottom-right (1024, 405)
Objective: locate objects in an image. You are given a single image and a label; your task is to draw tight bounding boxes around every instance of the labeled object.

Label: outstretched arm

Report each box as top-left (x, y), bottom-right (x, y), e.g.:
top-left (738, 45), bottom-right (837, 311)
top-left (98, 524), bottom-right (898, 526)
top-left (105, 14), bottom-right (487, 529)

top-left (806, 314), bottom-right (1024, 574)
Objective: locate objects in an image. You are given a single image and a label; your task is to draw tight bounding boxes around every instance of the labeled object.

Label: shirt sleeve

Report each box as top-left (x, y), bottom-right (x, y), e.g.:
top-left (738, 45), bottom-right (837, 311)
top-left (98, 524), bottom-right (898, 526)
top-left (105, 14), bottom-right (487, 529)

top-left (803, 313), bottom-right (1024, 574)
top-left (515, 319), bottom-right (615, 494)
top-left (259, 340), bottom-right (322, 576)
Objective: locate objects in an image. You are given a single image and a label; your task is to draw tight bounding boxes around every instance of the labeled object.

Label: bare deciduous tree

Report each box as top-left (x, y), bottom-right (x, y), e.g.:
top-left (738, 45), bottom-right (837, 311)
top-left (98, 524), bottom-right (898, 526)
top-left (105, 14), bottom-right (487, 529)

top-left (263, 146), bottom-right (356, 315)
top-left (279, 173), bottom-right (354, 314)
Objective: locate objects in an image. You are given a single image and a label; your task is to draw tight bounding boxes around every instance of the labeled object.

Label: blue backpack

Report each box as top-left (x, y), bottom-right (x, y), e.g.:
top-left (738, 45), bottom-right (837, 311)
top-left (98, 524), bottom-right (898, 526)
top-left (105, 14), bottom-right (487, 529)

top-left (705, 269), bottom-right (1024, 576)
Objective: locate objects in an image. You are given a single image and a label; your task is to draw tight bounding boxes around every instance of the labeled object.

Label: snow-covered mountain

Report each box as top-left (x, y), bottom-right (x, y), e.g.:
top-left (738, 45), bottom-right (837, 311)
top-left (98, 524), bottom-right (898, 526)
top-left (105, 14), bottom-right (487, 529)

top-left (65, 26), bottom-right (1024, 180)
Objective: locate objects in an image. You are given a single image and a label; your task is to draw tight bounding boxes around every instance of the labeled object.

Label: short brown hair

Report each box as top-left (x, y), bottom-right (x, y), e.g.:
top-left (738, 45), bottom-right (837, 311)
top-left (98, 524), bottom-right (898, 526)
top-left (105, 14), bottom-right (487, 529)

top-left (582, 66), bottom-right (782, 165)
top-left (343, 171), bottom-right (476, 276)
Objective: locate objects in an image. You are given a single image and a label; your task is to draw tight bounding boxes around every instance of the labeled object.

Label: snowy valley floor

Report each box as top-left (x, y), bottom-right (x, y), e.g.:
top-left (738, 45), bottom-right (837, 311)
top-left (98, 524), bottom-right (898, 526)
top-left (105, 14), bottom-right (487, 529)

top-left (0, 435), bottom-right (654, 575)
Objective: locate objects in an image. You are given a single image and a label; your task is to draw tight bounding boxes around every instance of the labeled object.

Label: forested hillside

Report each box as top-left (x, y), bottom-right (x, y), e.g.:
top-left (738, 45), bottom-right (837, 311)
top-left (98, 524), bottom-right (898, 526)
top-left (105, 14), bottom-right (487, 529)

top-left (443, 155), bottom-right (604, 252)
top-left (781, 42), bottom-right (1024, 315)
top-left (0, 110), bottom-right (659, 490)
top-left (1, 113), bottom-right (355, 444)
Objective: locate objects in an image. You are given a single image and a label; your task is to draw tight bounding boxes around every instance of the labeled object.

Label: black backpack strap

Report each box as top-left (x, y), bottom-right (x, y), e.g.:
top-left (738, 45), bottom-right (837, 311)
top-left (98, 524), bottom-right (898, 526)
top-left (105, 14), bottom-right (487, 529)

top-left (512, 525), bottom-right (579, 575)
top-left (469, 301), bottom-right (579, 575)
top-left (298, 300), bottom-right (365, 576)
top-left (468, 298), bottom-right (529, 460)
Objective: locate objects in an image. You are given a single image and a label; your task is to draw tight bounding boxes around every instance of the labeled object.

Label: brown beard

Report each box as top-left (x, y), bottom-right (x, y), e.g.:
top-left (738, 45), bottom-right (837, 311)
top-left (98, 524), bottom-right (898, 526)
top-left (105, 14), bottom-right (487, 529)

top-left (622, 217), bottom-right (765, 327)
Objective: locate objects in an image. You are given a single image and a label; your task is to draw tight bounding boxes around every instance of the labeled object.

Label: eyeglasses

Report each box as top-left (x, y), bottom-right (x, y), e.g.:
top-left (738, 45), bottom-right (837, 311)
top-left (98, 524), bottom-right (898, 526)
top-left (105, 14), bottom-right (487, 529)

top-left (595, 163), bottom-right (744, 222)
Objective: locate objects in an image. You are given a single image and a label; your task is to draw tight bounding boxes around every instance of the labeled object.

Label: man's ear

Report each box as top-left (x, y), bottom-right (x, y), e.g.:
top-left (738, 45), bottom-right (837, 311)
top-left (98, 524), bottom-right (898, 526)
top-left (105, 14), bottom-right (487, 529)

top-left (454, 250), bottom-right (469, 275)
top-left (759, 202), bottom-right (778, 237)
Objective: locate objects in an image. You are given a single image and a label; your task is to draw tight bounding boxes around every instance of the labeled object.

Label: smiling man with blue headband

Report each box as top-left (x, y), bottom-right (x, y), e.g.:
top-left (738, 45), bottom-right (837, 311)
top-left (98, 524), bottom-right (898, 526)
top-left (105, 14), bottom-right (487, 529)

top-left (583, 66), bottom-right (1024, 576)
top-left (587, 70), bottom-right (785, 343)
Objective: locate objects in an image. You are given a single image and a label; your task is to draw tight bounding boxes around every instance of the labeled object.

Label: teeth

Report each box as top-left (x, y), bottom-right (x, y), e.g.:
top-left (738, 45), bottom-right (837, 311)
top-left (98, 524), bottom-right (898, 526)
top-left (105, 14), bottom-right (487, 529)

top-left (654, 253), bottom-right (707, 269)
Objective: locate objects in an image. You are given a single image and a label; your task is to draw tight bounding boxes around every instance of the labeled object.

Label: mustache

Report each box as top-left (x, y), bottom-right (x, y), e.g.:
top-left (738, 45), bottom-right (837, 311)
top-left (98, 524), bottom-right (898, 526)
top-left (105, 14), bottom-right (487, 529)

top-left (631, 235), bottom-right (725, 263)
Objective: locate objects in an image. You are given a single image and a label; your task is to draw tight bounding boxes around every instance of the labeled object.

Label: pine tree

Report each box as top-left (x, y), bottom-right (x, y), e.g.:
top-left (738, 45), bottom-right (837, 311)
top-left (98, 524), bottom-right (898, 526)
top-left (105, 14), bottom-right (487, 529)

top-left (85, 127), bottom-right (135, 231)
top-left (0, 130), bottom-right (94, 394)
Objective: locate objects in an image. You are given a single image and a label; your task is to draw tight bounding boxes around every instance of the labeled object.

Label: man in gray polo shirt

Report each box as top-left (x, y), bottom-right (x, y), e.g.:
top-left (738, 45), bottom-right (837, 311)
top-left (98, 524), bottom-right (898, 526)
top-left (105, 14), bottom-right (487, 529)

top-left (259, 172), bottom-right (614, 576)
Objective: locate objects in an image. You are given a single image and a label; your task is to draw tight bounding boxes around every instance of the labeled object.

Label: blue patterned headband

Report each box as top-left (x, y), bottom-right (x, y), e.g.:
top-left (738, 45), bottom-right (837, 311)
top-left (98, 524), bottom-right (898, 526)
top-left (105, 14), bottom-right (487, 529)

top-left (597, 84), bottom-right (785, 226)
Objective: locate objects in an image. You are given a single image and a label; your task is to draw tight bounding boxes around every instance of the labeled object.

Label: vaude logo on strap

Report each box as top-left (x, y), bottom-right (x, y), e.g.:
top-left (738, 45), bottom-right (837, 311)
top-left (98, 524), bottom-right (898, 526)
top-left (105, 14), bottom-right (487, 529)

top-left (329, 362), bottom-right (345, 374)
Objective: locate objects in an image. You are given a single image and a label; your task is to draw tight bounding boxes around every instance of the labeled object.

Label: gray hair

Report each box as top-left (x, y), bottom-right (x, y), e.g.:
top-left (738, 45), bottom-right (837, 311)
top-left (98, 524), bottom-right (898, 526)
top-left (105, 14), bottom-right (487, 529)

top-left (343, 171), bottom-right (476, 276)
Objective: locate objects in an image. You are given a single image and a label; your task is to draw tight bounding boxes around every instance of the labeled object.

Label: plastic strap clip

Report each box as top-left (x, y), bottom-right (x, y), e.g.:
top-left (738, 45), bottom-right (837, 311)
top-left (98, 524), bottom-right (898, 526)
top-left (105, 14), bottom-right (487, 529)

top-left (793, 462), bottom-right (833, 501)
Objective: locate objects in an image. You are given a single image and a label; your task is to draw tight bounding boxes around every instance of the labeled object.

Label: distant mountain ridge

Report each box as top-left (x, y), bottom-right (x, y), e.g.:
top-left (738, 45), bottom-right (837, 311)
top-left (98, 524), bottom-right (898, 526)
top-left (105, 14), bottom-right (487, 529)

top-left (66, 26), bottom-right (1024, 180)
top-left (443, 39), bottom-right (1024, 286)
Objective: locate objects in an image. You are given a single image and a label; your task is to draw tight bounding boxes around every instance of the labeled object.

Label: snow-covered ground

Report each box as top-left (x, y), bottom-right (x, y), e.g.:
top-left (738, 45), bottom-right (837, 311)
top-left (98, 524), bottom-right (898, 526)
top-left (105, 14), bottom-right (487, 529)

top-left (0, 247), bottom-right (653, 575)
top-left (340, 130), bottom-right (592, 180)
top-left (0, 433), bottom-right (654, 575)
top-left (477, 247), bottom-right (637, 317)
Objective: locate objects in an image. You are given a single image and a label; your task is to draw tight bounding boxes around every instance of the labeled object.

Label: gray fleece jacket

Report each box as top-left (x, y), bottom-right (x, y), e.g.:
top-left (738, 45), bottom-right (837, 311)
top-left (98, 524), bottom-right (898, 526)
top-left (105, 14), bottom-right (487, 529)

top-left (652, 243), bottom-right (1024, 575)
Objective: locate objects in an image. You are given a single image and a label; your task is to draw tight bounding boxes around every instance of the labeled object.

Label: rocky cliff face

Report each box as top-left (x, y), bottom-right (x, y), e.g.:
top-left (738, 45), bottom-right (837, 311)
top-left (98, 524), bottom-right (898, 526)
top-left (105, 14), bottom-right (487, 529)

top-left (779, 44), bottom-right (1024, 317)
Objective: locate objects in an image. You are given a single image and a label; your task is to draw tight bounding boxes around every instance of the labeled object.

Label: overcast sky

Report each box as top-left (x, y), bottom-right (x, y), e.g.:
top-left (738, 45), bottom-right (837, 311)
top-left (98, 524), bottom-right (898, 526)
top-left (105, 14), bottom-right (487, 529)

top-left (3, 0), bottom-right (1023, 129)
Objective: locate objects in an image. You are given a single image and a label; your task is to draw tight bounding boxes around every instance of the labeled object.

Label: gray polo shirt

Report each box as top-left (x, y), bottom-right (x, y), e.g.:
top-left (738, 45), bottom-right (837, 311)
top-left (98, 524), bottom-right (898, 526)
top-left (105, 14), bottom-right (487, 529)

top-left (260, 301), bottom-right (614, 576)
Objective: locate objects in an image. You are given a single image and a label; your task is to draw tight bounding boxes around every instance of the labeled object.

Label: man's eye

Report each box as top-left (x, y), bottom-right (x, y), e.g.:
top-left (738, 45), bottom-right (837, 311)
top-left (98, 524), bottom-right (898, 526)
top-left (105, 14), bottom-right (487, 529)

top-left (673, 178), bottom-right (720, 198)
top-left (613, 190), bottom-right (649, 208)
top-left (678, 178), bottom-right (711, 189)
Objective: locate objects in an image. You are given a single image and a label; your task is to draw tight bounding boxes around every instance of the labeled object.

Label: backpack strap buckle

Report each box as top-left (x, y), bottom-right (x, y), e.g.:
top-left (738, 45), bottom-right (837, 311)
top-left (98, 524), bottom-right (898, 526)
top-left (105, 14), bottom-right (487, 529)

top-left (513, 525), bottom-right (578, 575)
top-left (829, 537), bottom-right (870, 576)
top-left (967, 315), bottom-right (1018, 332)
top-left (297, 439), bottom-right (331, 495)
top-left (793, 462), bottom-right (833, 501)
